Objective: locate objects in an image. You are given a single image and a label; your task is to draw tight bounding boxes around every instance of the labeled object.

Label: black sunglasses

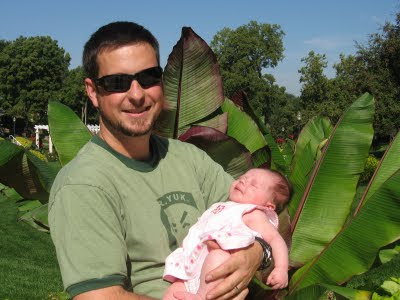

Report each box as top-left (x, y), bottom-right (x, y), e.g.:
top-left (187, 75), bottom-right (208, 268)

top-left (93, 66), bottom-right (163, 92)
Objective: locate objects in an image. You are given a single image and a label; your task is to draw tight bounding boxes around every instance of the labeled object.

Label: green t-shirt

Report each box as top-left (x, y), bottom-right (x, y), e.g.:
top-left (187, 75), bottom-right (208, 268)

top-left (48, 135), bottom-right (233, 298)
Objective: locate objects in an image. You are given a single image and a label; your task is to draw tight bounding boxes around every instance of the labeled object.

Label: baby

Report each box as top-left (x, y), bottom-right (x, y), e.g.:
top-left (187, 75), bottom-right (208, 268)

top-left (163, 168), bottom-right (291, 299)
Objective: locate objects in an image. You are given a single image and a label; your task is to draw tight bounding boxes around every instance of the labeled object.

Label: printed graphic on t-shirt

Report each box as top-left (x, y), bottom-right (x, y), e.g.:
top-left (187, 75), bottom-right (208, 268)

top-left (157, 191), bottom-right (199, 251)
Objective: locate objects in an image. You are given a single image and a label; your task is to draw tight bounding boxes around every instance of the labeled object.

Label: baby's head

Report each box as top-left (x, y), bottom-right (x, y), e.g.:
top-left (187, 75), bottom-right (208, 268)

top-left (229, 168), bottom-right (292, 212)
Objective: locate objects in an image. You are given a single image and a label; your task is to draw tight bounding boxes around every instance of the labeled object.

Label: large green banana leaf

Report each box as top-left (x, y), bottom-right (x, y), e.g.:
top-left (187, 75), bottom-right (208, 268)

top-left (286, 283), bottom-right (371, 300)
top-left (25, 151), bottom-right (58, 193)
top-left (251, 146), bottom-right (271, 169)
top-left (221, 98), bottom-right (267, 153)
top-left (0, 140), bottom-right (51, 202)
top-left (155, 27), bottom-right (225, 138)
top-left (289, 168), bottom-right (400, 293)
top-left (355, 131), bottom-right (400, 212)
top-left (281, 140), bottom-right (295, 167)
top-left (288, 141), bottom-right (314, 222)
top-left (48, 101), bottom-right (92, 166)
top-left (293, 116), bottom-right (332, 165)
top-left (20, 203), bottom-right (49, 232)
top-left (230, 91), bottom-right (288, 174)
top-left (290, 93), bottom-right (374, 266)
top-left (288, 117), bottom-right (333, 221)
top-left (179, 126), bottom-right (253, 179)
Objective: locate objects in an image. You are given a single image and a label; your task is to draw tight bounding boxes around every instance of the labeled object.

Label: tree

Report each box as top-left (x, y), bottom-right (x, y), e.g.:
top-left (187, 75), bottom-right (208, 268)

top-left (299, 11), bottom-right (400, 142)
top-left (298, 51), bottom-right (341, 123)
top-left (268, 87), bottom-right (300, 138)
top-left (210, 21), bottom-right (285, 123)
top-left (330, 14), bottom-right (400, 142)
top-left (57, 66), bottom-right (98, 124)
top-left (0, 36), bottom-right (70, 129)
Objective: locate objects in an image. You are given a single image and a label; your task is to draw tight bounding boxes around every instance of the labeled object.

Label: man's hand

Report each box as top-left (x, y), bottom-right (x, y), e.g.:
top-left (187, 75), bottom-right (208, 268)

top-left (266, 267), bottom-right (288, 290)
top-left (203, 241), bottom-right (262, 300)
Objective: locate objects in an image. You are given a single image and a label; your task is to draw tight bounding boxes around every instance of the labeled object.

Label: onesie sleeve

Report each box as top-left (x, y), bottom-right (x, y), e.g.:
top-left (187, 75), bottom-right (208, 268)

top-left (49, 184), bottom-right (130, 297)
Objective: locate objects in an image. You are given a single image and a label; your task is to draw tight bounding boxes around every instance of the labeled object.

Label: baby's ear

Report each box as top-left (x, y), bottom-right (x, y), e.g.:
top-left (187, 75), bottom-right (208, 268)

top-left (266, 202), bottom-right (276, 210)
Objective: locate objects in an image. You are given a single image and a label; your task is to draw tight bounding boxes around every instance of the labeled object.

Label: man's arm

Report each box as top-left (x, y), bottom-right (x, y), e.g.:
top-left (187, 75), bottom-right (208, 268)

top-left (74, 286), bottom-right (156, 300)
top-left (202, 240), bottom-right (263, 300)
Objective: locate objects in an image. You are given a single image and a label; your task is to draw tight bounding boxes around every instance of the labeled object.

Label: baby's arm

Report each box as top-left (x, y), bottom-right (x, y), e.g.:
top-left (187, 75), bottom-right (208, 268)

top-left (242, 209), bottom-right (288, 289)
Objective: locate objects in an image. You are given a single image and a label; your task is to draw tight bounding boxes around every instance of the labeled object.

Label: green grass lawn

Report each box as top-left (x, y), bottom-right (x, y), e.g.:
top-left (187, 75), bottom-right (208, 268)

top-left (0, 193), bottom-right (64, 300)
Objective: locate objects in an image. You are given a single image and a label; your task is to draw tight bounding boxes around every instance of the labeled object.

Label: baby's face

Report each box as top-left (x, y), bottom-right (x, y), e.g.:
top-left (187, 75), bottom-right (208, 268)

top-left (229, 169), bottom-right (277, 210)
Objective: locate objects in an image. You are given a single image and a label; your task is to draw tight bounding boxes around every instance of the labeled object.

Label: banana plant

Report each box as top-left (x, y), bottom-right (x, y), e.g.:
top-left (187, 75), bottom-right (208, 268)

top-left (0, 26), bottom-right (399, 300)
top-left (154, 27), bottom-right (270, 177)
top-left (152, 29), bottom-right (400, 299)
top-left (288, 116), bottom-right (333, 221)
top-left (284, 94), bottom-right (400, 299)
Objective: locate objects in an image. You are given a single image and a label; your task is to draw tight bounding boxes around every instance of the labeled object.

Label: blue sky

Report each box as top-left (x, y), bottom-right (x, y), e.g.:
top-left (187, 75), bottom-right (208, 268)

top-left (1, 1), bottom-right (398, 95)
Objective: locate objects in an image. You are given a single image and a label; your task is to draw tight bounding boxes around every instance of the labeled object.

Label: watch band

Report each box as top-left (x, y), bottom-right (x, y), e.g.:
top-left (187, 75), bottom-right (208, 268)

top-left (255, 237), bottom-right (272, 270)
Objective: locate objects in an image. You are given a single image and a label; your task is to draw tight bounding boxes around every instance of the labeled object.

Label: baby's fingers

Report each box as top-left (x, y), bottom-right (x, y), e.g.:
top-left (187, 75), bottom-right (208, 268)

top-left (267, 274), bottom-right (277, 285)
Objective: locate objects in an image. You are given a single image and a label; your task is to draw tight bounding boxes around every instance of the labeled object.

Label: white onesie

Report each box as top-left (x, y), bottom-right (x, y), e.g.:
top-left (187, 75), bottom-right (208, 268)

top-left (163, 201), bottom-right (279, 293)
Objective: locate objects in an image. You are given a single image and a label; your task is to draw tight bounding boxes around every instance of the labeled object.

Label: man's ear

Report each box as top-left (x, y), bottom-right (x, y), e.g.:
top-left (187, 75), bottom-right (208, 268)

top-left (85, 78), bottom-right (99, 108)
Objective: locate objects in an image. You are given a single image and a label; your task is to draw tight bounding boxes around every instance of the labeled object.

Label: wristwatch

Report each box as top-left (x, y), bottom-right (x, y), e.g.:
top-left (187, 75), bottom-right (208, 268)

top-left (255, 237), bottom-right (272, 270)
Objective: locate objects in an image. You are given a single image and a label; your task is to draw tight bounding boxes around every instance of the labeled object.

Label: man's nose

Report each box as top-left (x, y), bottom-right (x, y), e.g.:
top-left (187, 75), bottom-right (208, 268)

top-left (126, 80), bottom-right (145, 105)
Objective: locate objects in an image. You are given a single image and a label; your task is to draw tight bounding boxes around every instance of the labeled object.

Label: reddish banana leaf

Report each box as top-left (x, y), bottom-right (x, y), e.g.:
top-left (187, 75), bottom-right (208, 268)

top-left (155, 27), bottom-right (225, 139)
top-left (179, 126), bottom-right (253, 178)
top-left (194, 112), bottom-right (228, 134)
top-left (289, 168), bottom-right (400, 293)
top-left (289, 93), bottom-right (374, 266)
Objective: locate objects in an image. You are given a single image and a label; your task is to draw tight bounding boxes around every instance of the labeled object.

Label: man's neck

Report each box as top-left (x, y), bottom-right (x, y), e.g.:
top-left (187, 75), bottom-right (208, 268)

top-left (98, 126), bottom-right (152, 161)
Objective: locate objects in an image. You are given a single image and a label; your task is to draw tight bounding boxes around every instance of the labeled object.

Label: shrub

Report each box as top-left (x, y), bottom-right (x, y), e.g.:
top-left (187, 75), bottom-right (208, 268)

top-left (29, 149), bottom-right (47, 161)
top-left (15, 136), bottom-right (33, 148)
top-left (360, 155), bottom-right (380, 183)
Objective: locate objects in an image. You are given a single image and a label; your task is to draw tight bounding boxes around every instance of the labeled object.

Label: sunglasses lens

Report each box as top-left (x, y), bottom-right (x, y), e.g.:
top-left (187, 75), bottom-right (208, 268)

top-left (96, 67), bottom-right (163, 92)
top-left (102, 75), bottom-right (132, 92)
top-left (137, 67), bottom-right (163, 88)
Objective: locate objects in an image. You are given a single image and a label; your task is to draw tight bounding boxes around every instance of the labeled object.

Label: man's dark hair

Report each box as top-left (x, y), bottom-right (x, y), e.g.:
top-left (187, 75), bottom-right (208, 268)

top-left (83, 21), bottom-right (160, 79)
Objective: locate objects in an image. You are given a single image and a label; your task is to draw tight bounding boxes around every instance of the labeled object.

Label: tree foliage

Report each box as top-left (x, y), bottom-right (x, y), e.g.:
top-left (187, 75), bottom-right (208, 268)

top-left (210, 21), bottom-right (287, 123)
top-left (0, 36), bottom-right (70, 128)
top-left (299, 13), bottom-right (400, 142)
top-left (57, 66), bottom-right (97, 124)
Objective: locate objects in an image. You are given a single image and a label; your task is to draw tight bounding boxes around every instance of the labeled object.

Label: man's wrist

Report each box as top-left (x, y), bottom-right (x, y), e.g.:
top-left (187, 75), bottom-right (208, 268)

top-left (255, 237), bottom-right (272, 271)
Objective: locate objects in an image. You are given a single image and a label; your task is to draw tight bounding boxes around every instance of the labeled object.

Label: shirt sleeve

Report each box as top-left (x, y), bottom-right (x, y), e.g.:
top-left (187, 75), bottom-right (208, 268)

top-left (48, 184), bottom-right (130, 297)
top-left (192, 147), bottom-right (234, 208)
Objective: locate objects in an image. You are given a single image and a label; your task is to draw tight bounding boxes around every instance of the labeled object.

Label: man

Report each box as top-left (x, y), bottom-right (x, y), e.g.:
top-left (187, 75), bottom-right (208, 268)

top-left (49, 21), bottom-right (270, 300)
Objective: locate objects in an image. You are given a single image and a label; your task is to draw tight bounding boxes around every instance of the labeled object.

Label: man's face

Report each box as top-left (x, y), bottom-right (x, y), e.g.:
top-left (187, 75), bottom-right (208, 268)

top-left (85, 43), bottom-right (164, 137)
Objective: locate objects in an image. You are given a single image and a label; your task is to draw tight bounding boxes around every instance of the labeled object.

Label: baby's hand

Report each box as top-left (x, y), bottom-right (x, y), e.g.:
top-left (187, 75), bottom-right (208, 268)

top-left (266, 267), bottom-right (288, 289)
